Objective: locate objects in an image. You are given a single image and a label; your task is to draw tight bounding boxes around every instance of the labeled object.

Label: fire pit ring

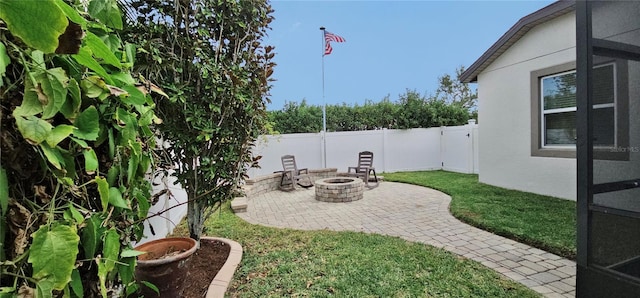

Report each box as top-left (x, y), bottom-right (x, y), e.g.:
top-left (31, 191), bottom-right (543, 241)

top-left (315, 177), bottom-right (364, 202)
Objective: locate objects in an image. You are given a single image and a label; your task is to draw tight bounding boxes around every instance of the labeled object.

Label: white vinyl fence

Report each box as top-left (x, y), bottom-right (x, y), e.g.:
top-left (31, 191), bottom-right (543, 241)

top-left (140, 172), bottom-right (188, 244)
top-left (139, 122), bottom-right (479, 243)
top-left (248, 122), bottom-right (479, 177)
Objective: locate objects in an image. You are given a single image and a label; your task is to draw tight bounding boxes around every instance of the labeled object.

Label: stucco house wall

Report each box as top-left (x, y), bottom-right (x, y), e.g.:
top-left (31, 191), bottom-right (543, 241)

top-left (476, 12), bottom-right (577, 200)
top-left (467, 0), bottom-right (640, 202)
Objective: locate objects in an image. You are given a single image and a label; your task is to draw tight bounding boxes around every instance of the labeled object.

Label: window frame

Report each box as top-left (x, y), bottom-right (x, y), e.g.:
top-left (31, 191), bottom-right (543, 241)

top-left (530, 59), bottom-right (628, 160)
top-left (540, 68), bottom-right (579, 149)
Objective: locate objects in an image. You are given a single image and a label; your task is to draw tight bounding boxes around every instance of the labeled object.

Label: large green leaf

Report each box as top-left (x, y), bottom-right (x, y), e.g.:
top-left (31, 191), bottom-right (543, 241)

top-left (13, 115), bottom-right (53, 145)
top-left (97, 228), bottom-right (120, 298)
top-left (13, 91), bottom-right (42, 117)
top-left (100, 34), bottom-right (121, 52)
top-left (134, 190), bottom-right (150, 219)
top-left (115, 108), bottom-right (134, 126)
top-left (125, 284), bottom-right (139, 297)
top-left (47, 67), bottom-right (69, 86)
top-left (46, 125), bottom-right (74, 147)
top-left (95, 176), bottom-right (109, 211)
top-left (108, 128), bottom-right (115, 159)
top-left (73, 106), bottom-right (99, 141)
top-left (140, 281), bottom-right (159, 296)
top-left (0, 0), bottom-right (68, 53)
top-left (137, 105), bottom-right (155, 126)
top-left (138, 154), bottom-right (152, 178)
top-left (120, 249), bottom-right (145, 258)
top-left (128, 141), bottom-right (143, 181)
top-left (41, 68), bottom-right (69, 119)
top-left (81, 215), bottom-right (101, 258)
top-left (60, 151), bottom-right (76, 179)
top-left (28, 225), bottom-right (80, 290)
top-left (124, 43), bottom-right (136, 66)
top-left (54, 0), bottom-right (86, 26)
top-left (0, 287), bottom-right (14, 297)
top-left (103, 228), bottom-right (120, 268)
top-left (116, 108), bottom-right (137, 145)
top-left (31, 50), bottom-right (45, 69)
top-left (97, 259), bottom-right (108, 298)
top-left (88, 0), bottom-right (122, 30)
top-left (83, 148), bottom-right (98, 174)
top-left (127, 154), bottom-right (139, 185)
top-left (36, 280), bottom-right (54, 298)
top-left (63, 204), bottom-right (84, 225)
top-left (73, 47), bottom-right (113, 84)
top-left (110, 72), bottom-right (135, 86)
top-left (69, 269), bottom-right (83, 298)
top-left (108, 187), bottom-right (129, 209)
top-left (106, 166), bottom-right (118, 187)
top-left (0, 42), bottom-right (9, 87)
top-left (121, 85), bottom-right (146, 105)
top-left (13, 77), bottom-right (44, 117)
top-left (84, 32), bottom-right (121, 68)
top-left (129, 140), bottom-right (142, 157)
top-left (69, 137), bottom-right (88, 149)
top-left (40, 143), bottom-right (65, 171)
top-left (80, 76), bottom-right (107, 99)
top-left (0, 167), bottom-right (7, 216)
top-left (118, 254), bottom-right (137, 286)
top-left (94, 260), bottom-right (109, 297)
top-left (60, 78), bottom-right (81, 119)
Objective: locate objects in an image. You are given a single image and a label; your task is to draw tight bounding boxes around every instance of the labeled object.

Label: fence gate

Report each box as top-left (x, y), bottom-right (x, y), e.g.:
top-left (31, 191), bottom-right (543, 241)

top-left (441, 125), bottom-right (475, 174)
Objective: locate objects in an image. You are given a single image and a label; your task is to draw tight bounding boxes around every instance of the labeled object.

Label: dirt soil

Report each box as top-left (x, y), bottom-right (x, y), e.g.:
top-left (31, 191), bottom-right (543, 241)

top-left (182, 239), bottom-right (231, 297)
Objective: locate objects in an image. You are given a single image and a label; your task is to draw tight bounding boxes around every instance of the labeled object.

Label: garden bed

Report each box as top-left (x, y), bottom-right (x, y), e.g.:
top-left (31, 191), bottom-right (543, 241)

top-left (182, 237), bottom-right (243, 298)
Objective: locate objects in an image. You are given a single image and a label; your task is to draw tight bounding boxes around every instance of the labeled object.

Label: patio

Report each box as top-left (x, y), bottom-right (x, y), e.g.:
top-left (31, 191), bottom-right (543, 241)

top-left (237, 181), bottom-right (576, 298)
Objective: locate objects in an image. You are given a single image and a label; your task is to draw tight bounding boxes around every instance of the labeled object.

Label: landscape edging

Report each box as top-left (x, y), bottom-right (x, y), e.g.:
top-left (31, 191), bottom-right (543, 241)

top-left (203, 236), bottom-right (243, 298)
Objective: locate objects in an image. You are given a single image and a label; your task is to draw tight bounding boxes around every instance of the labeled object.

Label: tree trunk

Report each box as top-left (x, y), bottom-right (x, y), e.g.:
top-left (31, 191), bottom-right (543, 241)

top-left (187, 194), bottom-right (202, 248)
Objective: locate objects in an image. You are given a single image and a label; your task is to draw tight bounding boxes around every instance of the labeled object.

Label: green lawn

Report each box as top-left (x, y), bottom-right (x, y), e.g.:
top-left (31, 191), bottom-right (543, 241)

top-left (384, 171), bottom-right (576, 259)
top-left (175, 205), bottom-right (539, 297)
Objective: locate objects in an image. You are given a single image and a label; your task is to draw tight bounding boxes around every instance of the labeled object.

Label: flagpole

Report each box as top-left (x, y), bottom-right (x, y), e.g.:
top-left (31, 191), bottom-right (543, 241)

top-left (320, 26), bottom-right (327, 168)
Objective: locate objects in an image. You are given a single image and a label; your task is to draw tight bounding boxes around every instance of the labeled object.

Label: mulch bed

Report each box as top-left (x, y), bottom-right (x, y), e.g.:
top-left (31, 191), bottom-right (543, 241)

top-left (182, 239), bottom-right (231, 297)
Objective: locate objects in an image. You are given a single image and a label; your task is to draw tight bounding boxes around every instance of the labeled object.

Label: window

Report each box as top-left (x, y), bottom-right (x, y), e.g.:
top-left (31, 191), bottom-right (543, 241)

top-left (541, 63), bottom-right (615, 147)
top-left (541, 69), bottom-right (578, 146)
top-left (531, 60), bottom-right (628, 159)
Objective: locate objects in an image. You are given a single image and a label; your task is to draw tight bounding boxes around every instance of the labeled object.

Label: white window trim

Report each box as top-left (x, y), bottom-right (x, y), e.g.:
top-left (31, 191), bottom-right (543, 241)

top-left (539, 62), bottom-right (617, 149)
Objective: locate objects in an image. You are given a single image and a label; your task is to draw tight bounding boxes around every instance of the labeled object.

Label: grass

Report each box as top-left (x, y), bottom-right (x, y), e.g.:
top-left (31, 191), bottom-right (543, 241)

top-left (174, 205), bottom-right (539, 297)
top-left (383, 171), bottom-right (576, 259)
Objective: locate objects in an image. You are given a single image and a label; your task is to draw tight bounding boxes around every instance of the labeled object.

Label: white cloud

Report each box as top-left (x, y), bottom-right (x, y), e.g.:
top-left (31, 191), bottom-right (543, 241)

top-left (290, 22), bottom-right (302, 32)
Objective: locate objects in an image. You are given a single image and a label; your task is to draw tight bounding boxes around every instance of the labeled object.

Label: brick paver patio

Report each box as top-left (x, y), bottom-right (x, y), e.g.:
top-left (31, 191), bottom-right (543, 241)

top-left (236, 181), bottom-right (576, 298)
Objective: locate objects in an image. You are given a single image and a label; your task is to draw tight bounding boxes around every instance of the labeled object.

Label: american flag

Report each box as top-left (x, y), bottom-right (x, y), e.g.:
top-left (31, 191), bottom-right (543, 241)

top-left (324, 31), bottom-right (346, 56)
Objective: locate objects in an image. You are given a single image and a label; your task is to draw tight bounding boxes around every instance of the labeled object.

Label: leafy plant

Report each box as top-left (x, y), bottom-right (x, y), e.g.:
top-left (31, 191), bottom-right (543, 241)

top-left (269, 100), bottom-right (323, 133)
top-left (436, 65), bottom-right (478, 110)
top-left (267, 66), bottom-right (477, 134)
top-left (269, 89), bottom-right (471, 134)
top-left (126, 0), bottom-right (275, 242)
top-left (1, 0), bottom-right (161, 296)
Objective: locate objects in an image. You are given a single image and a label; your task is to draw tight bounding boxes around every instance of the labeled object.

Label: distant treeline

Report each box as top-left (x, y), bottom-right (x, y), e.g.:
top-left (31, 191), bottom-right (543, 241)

top-left (268, 66), bottom-right (478, 134)
top-left (268, 90), bottom-right (476, 134)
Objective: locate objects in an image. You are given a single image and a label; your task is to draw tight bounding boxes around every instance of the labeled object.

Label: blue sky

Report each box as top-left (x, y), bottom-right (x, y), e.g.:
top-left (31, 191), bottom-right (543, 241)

top-left (264, 0), bottom-right (555, 111)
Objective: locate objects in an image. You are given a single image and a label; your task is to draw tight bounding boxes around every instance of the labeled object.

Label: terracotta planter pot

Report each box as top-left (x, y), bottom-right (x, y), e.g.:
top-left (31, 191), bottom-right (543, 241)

top-left (134, 237), bottom-right (197, 297)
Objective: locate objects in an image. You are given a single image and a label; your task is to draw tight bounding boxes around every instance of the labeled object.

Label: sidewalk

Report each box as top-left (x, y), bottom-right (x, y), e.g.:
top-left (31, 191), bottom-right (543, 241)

top-left (236, 182), bottom-right (576, 298)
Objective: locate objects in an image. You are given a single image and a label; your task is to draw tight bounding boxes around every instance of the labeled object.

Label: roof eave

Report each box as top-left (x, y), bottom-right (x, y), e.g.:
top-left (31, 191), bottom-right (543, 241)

top-left (460, 0), bottom-right (575, 83)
